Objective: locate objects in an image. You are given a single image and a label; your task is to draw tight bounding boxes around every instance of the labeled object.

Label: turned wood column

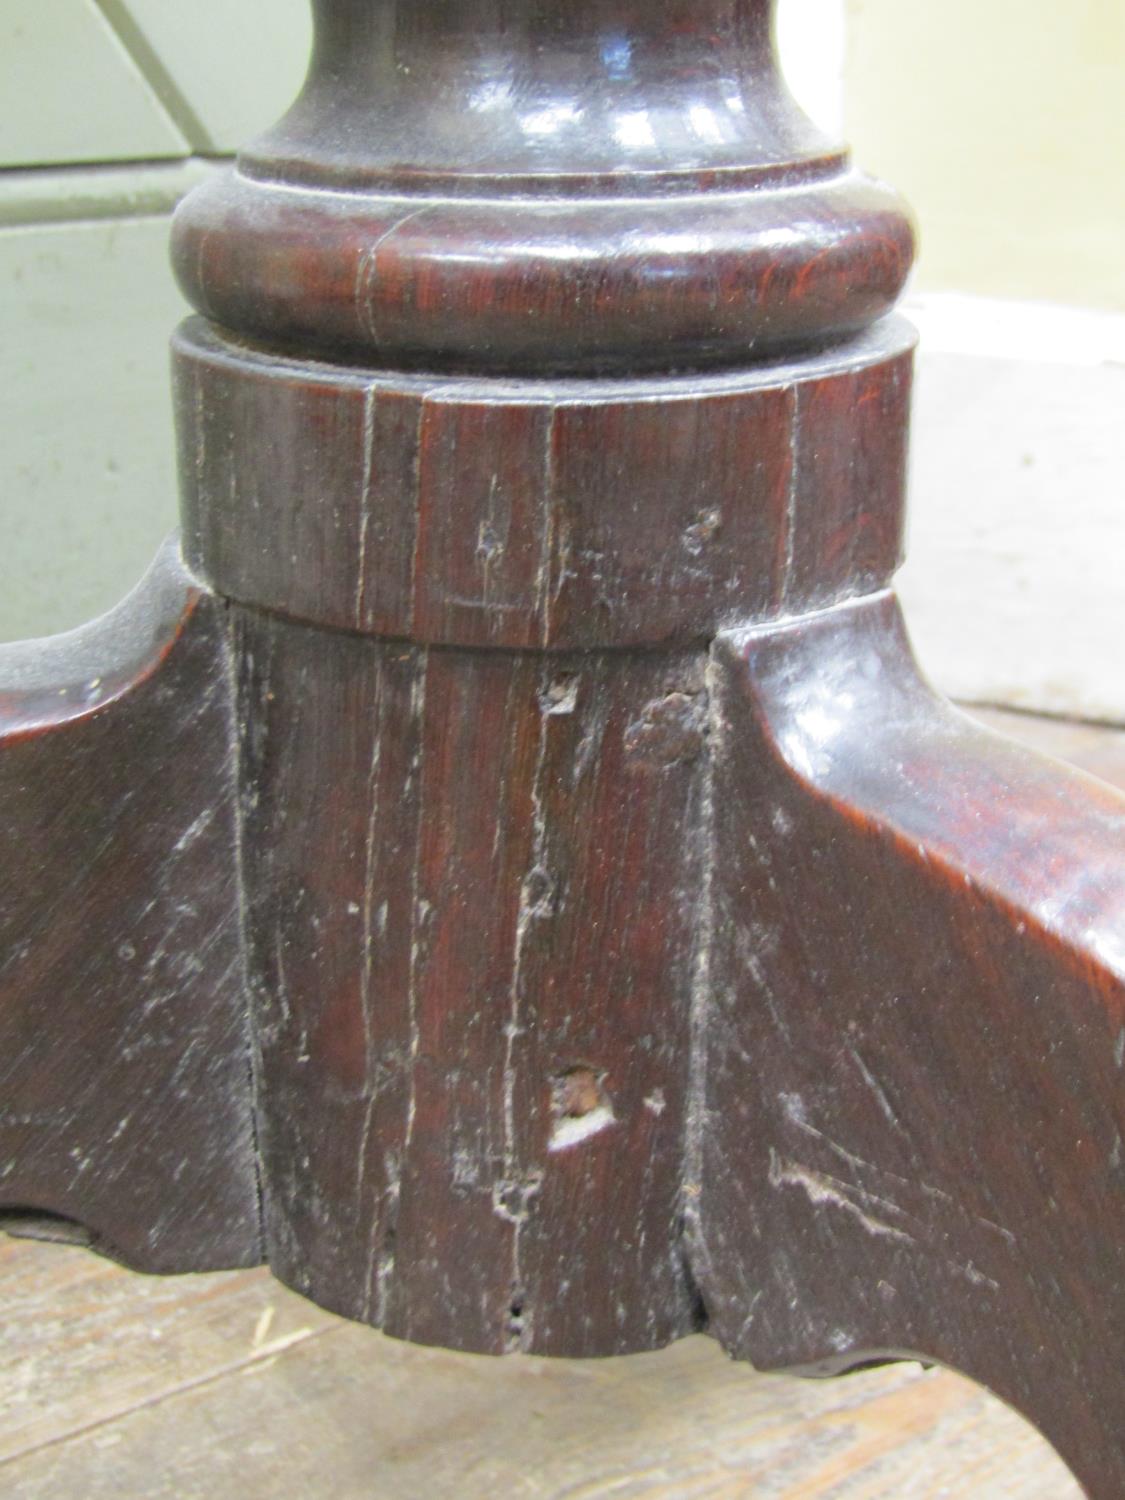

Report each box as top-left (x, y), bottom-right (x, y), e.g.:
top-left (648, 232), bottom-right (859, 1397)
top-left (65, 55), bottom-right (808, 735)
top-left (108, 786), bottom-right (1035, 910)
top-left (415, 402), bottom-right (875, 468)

top-left (170, 0), bottom-right (913, 1356)
top-left (174, 0), bottom-right (911, 375)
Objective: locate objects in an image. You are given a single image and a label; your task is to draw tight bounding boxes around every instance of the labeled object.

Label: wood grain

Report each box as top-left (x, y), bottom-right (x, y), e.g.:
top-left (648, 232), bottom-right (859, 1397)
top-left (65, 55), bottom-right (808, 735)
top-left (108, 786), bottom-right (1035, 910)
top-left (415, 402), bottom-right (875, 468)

top-left (0, 541), bottom-right (259, 1271)
top-left (174, 318), bottom-right (914, 649)
top-left (1, 707), bottom-right (1111, 1496)
top-left (696, 595), bottom-right (1125, 1498)
top-left (235, 609), bottom-right (707, 1354)
top-left (4, 3), bottom-right (1120, 1495)
top-left (170, 0), bottom-right (913, 374)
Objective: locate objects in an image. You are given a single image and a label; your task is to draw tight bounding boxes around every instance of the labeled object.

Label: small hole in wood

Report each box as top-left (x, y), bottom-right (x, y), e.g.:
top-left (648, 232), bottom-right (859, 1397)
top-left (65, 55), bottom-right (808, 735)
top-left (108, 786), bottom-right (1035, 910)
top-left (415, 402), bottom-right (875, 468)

top-left (505, 1292), bottom-right (529, 1352)
top-left (549, 1066), bottom-right (615, 1152)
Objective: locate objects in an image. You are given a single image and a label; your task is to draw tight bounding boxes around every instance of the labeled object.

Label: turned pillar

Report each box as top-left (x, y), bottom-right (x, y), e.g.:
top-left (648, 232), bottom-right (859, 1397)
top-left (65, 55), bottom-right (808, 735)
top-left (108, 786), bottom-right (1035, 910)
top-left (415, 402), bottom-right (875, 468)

top-left (168, 0), bottom-right (913, 1354)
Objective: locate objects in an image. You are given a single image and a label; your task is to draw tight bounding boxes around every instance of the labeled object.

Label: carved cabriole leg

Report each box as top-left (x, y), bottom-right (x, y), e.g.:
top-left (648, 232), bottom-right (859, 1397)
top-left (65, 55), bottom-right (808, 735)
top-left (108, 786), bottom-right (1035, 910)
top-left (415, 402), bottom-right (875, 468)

top-left (692, 597), bottom-right (1125, 1498)
top-left (0, 543), bottom-right (260, 1269)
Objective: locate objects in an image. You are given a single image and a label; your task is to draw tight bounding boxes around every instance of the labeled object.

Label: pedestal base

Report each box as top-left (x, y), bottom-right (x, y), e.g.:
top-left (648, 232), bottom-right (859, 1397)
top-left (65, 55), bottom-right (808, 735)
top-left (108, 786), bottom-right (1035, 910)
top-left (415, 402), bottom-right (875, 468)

top-left (3, 338), bottom-right (1124, 1496)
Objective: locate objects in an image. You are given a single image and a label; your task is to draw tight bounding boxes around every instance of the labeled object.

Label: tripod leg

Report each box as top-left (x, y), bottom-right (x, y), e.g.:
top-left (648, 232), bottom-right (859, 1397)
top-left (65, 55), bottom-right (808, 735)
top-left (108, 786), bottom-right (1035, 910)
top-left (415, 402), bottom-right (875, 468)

top-left (0, 541), bottom-right (259, 1272)
top-left (689, 590), bottom-right (1125, 1499)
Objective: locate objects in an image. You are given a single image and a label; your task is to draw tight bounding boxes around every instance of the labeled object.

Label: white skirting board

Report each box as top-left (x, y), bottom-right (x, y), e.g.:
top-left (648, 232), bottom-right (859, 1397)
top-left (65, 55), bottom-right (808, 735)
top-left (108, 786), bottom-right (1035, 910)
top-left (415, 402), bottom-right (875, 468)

top-left (898, 294), bottom-right (1125, 727)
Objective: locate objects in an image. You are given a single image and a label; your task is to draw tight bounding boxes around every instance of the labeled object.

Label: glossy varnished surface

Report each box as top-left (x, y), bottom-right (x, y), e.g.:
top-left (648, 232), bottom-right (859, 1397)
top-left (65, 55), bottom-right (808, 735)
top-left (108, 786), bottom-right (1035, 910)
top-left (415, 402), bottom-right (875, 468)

top-left (172, 170), bottom-right (912, 375)
top-left (248, 0), bottom-right (834, 190)
top-left (171, 0), bottom-right (913, 372)
top-left (694, 594), bottom-right (1125, 1500)
top-left (4, 1), bottom-right (1123, 1494)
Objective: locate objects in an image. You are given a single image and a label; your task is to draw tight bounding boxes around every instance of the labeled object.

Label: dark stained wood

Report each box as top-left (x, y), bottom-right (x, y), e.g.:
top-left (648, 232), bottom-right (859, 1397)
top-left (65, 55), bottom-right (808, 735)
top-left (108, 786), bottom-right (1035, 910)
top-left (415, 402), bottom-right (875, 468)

top-left (971, 706), bottom-right (1125, 793)
top-left (246, 0), bottom-right (834, 189)
top-left (174, 318), bottom-right (915, 649)
top-left (0, 542), bottom-right (260, 1272)
top-left (170, 0), bottom-right (914, 374)
top-left (171, 172), bottom-right (913, 376)
top-left (785, 353), bottom-right (914, 609)
top-left (693, 594), bottom-right (1125, 1500)
top-left (235, 608), bottom-right (705, 1355)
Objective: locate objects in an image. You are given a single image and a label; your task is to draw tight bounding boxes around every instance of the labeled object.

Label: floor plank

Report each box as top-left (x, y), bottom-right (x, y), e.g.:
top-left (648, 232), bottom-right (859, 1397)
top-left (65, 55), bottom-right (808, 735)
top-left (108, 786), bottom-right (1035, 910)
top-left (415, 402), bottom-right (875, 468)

top-left (0, 1237), bottom-right (335, 1467)
top-left (966, 703), bottom-right (1125, 792)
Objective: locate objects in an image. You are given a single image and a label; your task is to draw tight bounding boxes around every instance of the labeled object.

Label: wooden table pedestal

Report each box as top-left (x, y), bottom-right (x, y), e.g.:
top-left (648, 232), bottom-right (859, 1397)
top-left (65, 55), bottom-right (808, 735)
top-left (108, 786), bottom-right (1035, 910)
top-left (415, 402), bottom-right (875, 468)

top-left (2, 5), bottom-right (1123, 1494)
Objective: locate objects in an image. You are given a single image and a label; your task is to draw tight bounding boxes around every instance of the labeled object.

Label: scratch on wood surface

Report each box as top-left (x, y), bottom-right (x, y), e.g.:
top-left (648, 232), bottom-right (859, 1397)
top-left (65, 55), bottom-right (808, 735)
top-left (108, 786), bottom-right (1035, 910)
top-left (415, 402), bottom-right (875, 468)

top-left (957, 1261), bottom-right (1000, 1293)
top-left (770, 1145), bottom-right (1003, 1292)
top-left (536, 409), bottom-right (559, 646)
top-left (499, 661), bottom-right (554, 1346)
top-left (224, 617), bottom-right (268, 1265)
top-left (682, 653), bottom-right (717, 1284)
top-left (173, 808), bottom-right (216, 853)
top-left (477, 474), bottom-right (502, 626)
top-left (406, 395), bottom-right (430, 638)
top-left (354, 384), bottom-right (377, 630)
top-left (779, 1093), bottom-right (1017, 1247)
top-left (353, 206), bottom-right (436, 345)
top-left (403, 658), bottom-right (429, 1157)
top-left (373, 1164), bottom-right (398, 1327)
top-left (848, 1047), bottom-right (906, 1135)
top-left (356, 667), bottom-right (386, 1322)
top-left (768, 1151), bottom-right (915, 1244)
top-left (272, 921), bottom-right (291, 1031)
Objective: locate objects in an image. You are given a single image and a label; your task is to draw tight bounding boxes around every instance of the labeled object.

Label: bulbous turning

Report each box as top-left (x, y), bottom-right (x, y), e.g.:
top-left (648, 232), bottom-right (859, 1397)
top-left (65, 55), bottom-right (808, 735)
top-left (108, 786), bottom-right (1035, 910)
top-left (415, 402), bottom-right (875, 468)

top-left (173, 0), bottom-right (914, 374)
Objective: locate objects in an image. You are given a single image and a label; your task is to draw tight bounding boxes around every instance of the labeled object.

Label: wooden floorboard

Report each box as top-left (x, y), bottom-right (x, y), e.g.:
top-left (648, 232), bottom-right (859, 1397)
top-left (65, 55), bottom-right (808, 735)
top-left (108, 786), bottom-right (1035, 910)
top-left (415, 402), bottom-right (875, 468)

top-left (968, 703), bottom-right (1125, 792)
top-left (1, 704), bottom-right (1119, 1497)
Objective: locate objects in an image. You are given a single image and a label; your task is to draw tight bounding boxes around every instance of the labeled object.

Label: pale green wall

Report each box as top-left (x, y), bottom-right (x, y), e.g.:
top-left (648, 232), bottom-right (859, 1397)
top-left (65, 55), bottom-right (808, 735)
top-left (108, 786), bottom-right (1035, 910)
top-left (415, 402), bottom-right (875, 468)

top-left (846, 0), bottom-right (1125, 311)
top-left (0, 0), bottom-right (310, 643)
top-left (2, 211), bottom-right (188, 640)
